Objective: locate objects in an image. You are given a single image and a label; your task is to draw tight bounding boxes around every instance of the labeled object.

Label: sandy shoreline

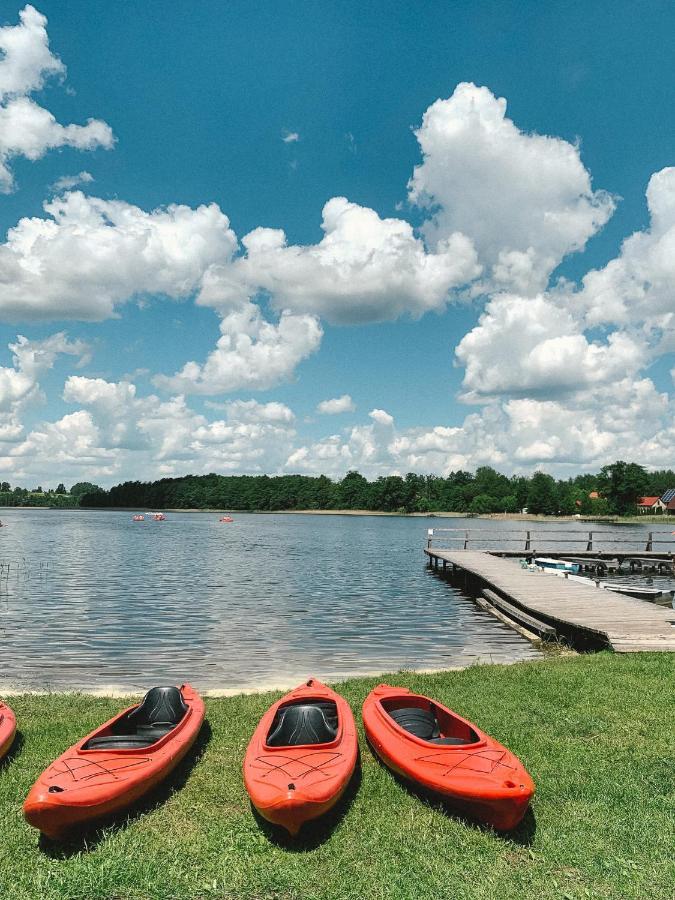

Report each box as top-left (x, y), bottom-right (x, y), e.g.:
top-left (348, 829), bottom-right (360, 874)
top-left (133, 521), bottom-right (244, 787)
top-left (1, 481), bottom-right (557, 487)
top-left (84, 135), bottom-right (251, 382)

top-left (2, 506), bottom-right (668, 523)
top-left (0, 659), bottom-right (548, 698)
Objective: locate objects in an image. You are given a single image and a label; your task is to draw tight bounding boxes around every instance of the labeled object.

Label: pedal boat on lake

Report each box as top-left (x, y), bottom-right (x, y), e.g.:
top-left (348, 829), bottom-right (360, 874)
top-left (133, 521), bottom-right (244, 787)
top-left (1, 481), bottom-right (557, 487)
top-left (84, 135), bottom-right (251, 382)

top-left (534, 557), bottom-right (580, 574)
top-left (243, 678), bottom-right (358, 836)
top-left (362, 684), bottom-right (534, 831)
top-left (0, 700), bottom-right (16, 760)
top-left (24, 684), bottom-right (204, 840)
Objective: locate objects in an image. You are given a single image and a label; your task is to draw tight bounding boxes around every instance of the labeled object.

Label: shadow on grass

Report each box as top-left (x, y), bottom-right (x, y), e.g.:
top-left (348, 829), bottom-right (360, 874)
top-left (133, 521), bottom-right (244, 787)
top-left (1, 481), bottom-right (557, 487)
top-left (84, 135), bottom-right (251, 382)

top-left (38, 720), bottom-right (212, 858)
top-left (252, 754), bottom-right (362, 851)
top-left (366, 739), bottom-right (537, 846)
top-left (0, 730), bottom-right (23, 770)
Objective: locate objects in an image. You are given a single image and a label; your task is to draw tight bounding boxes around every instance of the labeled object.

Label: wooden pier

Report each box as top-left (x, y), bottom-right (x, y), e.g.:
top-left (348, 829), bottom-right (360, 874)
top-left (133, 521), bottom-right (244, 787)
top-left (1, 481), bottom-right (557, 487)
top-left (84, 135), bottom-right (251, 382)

top-left (425, 548), bottom-right (675, 652)
top-left (426, 527), bottom-right (675, 570)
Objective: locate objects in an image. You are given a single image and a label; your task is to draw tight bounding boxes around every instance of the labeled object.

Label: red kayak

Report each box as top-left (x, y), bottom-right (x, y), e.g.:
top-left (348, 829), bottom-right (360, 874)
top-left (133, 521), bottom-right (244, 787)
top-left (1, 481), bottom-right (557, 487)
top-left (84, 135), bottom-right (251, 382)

top-left (363, 685), bottom-right (534, 831)
top-left (244, 678), bottom-right (358, 836)
top-left (0, 700), bottom-right (16, 760)
top-left (24, 684), bottom-right (204, 839)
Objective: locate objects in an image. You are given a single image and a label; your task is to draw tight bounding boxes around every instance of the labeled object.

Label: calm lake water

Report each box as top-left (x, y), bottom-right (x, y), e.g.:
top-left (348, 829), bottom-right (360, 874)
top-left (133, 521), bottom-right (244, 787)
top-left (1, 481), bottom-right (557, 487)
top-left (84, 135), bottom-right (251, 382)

top-left (0, 510), bottom-right (671, 692)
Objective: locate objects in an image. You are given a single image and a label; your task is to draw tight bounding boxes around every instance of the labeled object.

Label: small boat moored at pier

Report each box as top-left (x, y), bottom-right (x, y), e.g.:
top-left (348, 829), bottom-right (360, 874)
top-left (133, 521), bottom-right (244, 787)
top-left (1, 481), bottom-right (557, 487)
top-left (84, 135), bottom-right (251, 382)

top-left (0, 700), bottom-right (16, 760)
top-left (243, 678), bottom-right (358, 836)
top-left (600, 582), bottom-right (673, 603)
top-left (534, 557), bottom-right (580, 574)
top-left (363, 684), bottom-right (534, 831)
top-left (24, 684), bottom-right (204, 840)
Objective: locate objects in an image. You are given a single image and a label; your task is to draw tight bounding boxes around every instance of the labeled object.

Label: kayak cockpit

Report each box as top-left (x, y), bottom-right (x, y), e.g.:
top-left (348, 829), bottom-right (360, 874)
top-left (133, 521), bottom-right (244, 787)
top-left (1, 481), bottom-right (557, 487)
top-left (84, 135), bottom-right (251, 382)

top-left (83, 685), bottom-right (188, 751)
top-left (266, 700), bottom-right (338, 747)
top-left (381, 696), bottom-right (480, 746)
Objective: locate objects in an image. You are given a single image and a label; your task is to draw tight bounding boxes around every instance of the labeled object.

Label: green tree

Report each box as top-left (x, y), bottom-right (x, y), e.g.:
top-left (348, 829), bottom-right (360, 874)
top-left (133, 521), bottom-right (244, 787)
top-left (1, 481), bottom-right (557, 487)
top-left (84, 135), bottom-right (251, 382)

top-left (511, 476), bottom-right (529, 510)
top-left (645, 469), bottom-right (675, 497)
top-left (70, 482), bottom-right (102, 499)
top-left (55, 483), bottom-right (66, 494)
top-left (369, 476), bottom-right (407, 512)
top-left (527, 472), bottom-right (558, 515)
top-left (597, 461), bottom-right (649, 515)
top-left (469, 493), bottom-right (499, 514)
top-left (556, 482), bottom-right (577, 516)
top-left (474, 466), bottom-right (510, 500)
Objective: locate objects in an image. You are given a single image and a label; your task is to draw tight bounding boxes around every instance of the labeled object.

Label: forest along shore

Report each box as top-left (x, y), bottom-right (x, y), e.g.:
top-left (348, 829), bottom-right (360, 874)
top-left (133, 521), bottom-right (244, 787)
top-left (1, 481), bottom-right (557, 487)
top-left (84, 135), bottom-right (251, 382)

top-left (76, 462), bottom-right (675, 517)
top-left (3, 461), bottom-right (674, 517)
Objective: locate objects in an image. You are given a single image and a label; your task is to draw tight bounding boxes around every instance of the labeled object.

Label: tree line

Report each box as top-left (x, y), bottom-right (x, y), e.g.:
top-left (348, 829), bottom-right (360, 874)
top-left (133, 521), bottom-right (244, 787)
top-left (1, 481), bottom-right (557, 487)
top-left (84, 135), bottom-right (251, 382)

top-left (0, 482), bottom-right (100, 509)
top-left (69, 461), bottom-right (675, 516)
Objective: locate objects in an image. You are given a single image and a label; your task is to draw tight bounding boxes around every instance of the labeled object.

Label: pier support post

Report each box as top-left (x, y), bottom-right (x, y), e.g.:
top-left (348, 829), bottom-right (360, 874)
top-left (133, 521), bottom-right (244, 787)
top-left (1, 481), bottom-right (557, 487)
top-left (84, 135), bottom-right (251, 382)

top-left (586, 531), bottom-right (593, 552)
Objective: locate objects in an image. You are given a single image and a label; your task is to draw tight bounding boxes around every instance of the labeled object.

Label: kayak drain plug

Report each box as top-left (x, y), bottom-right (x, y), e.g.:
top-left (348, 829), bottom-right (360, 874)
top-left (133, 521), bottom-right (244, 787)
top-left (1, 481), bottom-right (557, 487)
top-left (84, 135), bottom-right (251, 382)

top-left (48, 785), bottom-right (64, 793)
top-left (288, 783), bottom-right (296, 791)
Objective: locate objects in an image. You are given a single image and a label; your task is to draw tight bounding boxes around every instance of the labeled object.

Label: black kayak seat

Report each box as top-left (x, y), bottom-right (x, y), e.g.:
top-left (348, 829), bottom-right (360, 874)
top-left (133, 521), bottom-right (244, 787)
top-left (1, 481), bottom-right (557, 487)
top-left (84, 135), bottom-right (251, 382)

top-left (84, 686), bottom-right (188, 751)
top-left (267, 702), bottom-right (338, 747)
top-left (387, 706), bottom-right (471, 746)
top-left (83, 736), bottom-right (155, 751)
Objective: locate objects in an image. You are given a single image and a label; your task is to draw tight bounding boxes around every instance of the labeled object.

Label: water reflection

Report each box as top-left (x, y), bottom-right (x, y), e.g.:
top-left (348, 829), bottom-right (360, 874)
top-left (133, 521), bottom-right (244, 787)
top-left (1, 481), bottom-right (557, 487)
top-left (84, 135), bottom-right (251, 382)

top-left (5, 510), bottom-right (646, 691)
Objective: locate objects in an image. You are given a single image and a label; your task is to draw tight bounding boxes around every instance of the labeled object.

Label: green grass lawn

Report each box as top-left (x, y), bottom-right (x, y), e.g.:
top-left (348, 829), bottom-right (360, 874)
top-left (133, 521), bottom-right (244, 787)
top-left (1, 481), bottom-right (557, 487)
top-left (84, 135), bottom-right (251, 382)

top-left (1, 653), bottom-right (673, 900)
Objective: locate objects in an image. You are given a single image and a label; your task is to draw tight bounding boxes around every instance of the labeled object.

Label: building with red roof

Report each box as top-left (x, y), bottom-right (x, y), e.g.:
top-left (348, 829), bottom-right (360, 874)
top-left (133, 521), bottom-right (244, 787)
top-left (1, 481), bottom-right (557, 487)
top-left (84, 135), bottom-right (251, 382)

top-left (637, 496), bottom-right (665, 513)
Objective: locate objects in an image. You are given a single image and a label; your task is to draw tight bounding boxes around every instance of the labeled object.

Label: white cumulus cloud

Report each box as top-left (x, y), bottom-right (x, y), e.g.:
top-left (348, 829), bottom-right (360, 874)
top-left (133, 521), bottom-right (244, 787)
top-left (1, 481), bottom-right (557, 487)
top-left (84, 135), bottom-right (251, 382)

top-left (283, 374), bottom-right (674, 480)
top-left (220, 399), bottom-right (295, 424)
top-left (6, 408), bottom-right (116, 479)
top-left (455, 292), bottom-right (646, 400)
top-left (0, 6), bottom-right (114, 191)
top-left (49, 170), bottom-right (93, 192)
top-left (0, 331), bottom-right (89, 429)
top-left (317, 394), bottom-right (355, 415)
top-left (369, 408), bottom-right (394, 426)
top-left (54, 376), bottom-right (298, 480)
top-left (198, 197), bottom-right (481, 325)
top-left (409, 82), bottom-right (615, 293)
top-left (153, 302), bottom-right (322, 395)
top-left (0, 4), bottom-right (64, 97)
top-left (0, 192), bottom-right (237, 321)
top-left (581, 166), bottom-right (675, 337)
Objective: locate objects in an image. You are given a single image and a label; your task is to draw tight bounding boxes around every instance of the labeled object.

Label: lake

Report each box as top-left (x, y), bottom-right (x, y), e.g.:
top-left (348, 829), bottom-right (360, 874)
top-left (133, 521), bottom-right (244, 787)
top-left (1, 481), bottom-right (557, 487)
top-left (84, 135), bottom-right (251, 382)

top-left (0, 510), bottom-right (670, 692)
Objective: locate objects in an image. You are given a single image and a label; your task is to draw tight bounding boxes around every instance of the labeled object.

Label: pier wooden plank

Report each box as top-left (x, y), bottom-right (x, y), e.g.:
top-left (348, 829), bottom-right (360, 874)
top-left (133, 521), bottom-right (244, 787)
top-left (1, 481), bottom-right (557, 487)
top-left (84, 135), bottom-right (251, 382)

top-left (425, 549), bottom-right (675, 652)
top-left (481, 588), bottom-right (556, 638)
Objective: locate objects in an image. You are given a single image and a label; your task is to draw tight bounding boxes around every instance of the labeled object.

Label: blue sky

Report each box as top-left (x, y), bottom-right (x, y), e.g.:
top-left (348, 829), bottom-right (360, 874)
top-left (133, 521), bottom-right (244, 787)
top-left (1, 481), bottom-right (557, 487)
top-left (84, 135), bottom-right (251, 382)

top-left (0, 2), bottom-right (673, 487)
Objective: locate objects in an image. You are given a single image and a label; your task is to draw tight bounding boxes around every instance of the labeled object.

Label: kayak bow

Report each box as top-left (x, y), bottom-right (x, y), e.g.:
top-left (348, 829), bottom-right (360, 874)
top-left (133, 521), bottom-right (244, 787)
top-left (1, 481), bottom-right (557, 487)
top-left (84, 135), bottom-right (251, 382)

top-left (363, 684), bottom-right (534, 831)
top-left (0, 700), bottom-right (16, 761)
top-left (244, 678), bottom-right (358, 836)
top-left (24, 684), bottom-right (204, 839)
